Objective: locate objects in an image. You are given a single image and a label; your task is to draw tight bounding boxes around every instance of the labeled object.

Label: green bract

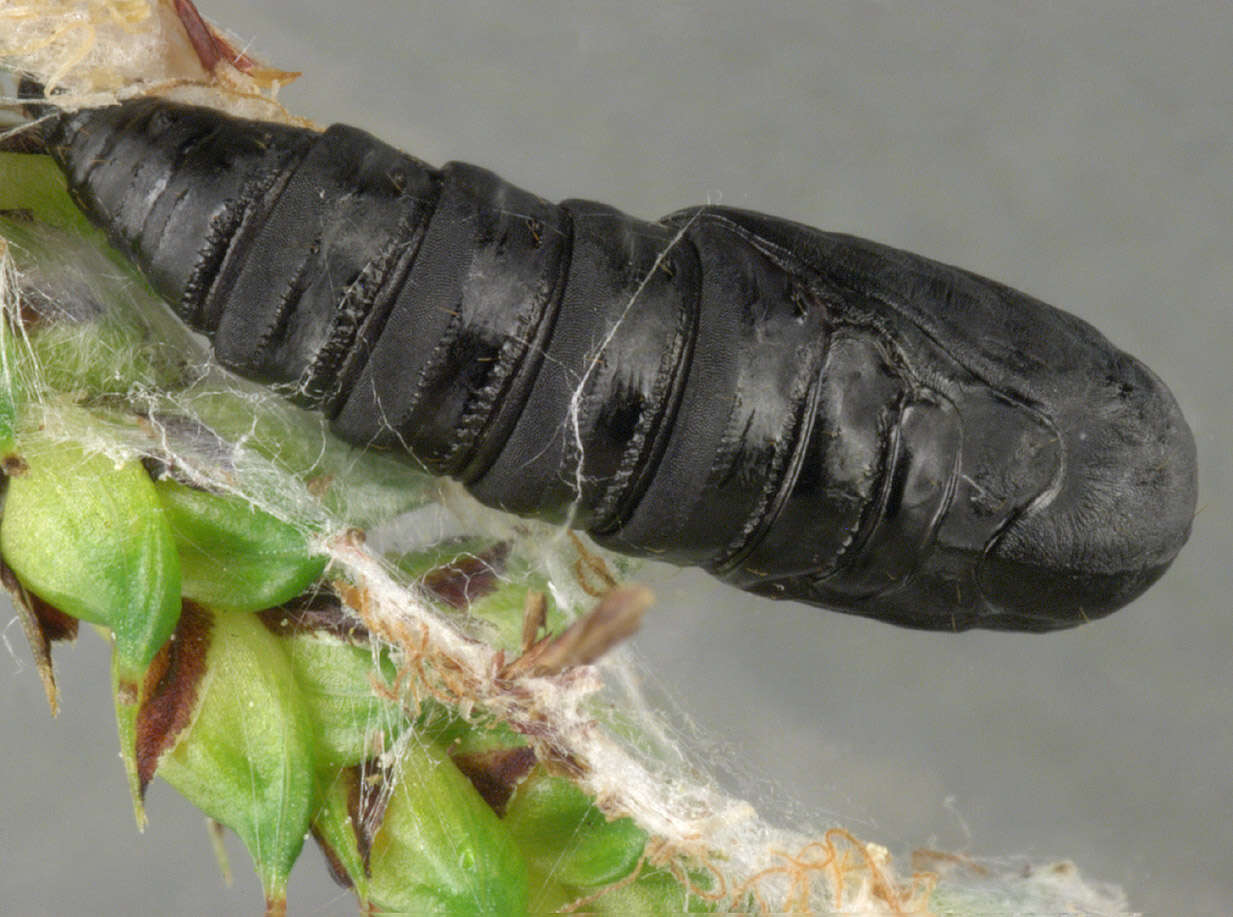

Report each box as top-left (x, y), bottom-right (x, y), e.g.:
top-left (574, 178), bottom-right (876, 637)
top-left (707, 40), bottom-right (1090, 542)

top-left (154, 608), bottom-right (317, 911)
top-left (504, 770), bottom-right (647, 889)
top-left (366, 738), bottom-right (529, 915)
top-left (155, 477), bottom-right (326, 613)
top-left (274, 623), bottom-right (403, 769)
top-left (0, 435), bottom-right (180, 672)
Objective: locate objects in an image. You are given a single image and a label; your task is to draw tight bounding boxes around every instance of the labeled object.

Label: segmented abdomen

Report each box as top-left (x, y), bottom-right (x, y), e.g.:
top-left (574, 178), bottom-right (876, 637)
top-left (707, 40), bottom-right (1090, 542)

top-left (45, 98), bottom-right (1198, 632)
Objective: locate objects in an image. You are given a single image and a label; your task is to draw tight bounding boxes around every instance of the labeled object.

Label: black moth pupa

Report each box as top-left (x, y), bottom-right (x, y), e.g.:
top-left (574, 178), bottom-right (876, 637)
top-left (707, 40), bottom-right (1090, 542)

top-left (31, 98), bottom-right (1197, 632)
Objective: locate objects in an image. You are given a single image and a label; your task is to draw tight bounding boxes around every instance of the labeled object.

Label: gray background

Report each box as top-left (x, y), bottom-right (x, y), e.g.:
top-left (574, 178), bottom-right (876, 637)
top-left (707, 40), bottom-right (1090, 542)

top-left (3, 2), bottom-right (1231, 914)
